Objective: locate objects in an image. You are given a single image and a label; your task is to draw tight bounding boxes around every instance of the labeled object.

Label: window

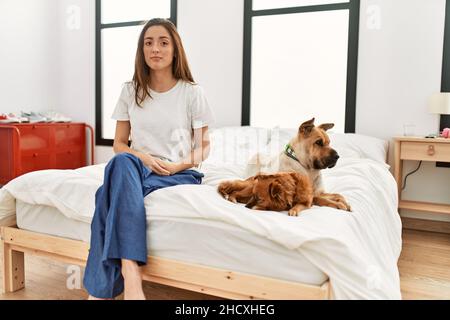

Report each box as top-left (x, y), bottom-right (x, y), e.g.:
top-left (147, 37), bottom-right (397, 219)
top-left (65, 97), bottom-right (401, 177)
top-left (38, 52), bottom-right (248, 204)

top-left (442, 0), bottom-right (450, 130)
top-left (438, 0), bottom-right (450, 167)
top-left (242, 0), bottom-right (360, 132)
top-left (96, 0), bottom-right (177, 146)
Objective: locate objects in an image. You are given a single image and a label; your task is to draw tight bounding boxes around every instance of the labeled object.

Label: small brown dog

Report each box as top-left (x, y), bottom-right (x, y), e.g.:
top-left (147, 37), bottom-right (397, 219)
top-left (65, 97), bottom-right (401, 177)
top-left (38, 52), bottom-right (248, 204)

top-left (218, 172), bottom-right (314, 216)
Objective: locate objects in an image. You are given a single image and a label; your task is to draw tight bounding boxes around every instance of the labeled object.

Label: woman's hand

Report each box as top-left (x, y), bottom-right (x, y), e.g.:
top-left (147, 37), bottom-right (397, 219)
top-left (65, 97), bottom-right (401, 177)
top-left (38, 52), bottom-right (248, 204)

top-left (154, 159), bottom-right (182, 175)
top-left (142, 155), bottom-right (170, 176)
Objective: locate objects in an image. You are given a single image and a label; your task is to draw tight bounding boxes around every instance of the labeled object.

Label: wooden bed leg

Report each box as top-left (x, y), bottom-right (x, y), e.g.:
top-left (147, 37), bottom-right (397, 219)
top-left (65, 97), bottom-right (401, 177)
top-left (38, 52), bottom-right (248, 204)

top-left (1, 234), bottom-right (25, 294)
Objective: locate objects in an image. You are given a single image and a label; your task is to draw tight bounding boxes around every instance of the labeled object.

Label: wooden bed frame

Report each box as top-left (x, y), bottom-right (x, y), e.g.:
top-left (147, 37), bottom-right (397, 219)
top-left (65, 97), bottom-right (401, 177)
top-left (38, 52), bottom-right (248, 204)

top-left (0, 215), bottom-right (331, 300)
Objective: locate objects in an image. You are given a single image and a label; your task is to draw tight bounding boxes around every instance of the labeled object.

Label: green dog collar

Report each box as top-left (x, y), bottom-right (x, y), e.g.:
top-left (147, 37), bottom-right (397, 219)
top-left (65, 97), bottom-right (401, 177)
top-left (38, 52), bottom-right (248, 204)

top-left (284, 144), bottom-right (300, 163)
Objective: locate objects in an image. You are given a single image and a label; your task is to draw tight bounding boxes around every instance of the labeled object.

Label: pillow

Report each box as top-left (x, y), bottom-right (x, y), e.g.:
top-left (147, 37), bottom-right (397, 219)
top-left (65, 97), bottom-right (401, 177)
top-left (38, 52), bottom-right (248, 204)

top-left (205, 126), bottom-right (270, 165)
top-left (267, 127), bottom-right (388, 163)
top-left (329, 133), bottom-right (388, 163)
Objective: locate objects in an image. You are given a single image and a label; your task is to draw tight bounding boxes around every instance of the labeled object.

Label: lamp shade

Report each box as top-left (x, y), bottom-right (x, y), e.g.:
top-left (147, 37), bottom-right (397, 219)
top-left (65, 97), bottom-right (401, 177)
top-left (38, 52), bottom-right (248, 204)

top-left (428, 92), bottom-right (450, 114)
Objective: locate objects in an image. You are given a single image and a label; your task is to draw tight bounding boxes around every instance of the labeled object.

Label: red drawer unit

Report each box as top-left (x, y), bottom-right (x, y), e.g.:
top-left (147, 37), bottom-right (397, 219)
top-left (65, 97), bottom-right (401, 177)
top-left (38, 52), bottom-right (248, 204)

top-left (0, 123), bottom-right (94, 185)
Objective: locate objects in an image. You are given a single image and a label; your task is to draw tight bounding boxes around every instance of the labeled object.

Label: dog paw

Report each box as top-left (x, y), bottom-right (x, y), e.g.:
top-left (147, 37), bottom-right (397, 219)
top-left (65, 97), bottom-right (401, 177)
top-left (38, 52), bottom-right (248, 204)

top-left (288, 208), bottom-right (299, 216)
top-left (335, 203), bottom-right (352, 212)
top-left (228, 196), bottom-right (237, 204)
top-left (331, 195), bottom-right (352, 212)
top-left (338, 200), bottom-right (352, 212)
top-left (339, 202), bottom-right (350, 210)
top-left (218, 182), bottom-right (232, 195)
top-left (221, 193), bottom-right (238, 203)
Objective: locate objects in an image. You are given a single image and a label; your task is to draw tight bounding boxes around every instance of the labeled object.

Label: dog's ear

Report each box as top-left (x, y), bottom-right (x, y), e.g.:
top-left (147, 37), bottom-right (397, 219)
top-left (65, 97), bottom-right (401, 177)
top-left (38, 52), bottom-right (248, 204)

top-left (299, 118), bottom-right (315, 137)
top-left (269, 181), bottom-right (283, 200)
top-left (318, 123), bottom-right (334, 131)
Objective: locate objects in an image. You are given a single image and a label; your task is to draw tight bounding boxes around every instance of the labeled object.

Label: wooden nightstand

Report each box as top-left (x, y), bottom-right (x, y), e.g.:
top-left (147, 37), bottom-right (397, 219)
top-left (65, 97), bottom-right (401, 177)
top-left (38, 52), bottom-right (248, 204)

top-left (394, 136), bottom-right (450, 216)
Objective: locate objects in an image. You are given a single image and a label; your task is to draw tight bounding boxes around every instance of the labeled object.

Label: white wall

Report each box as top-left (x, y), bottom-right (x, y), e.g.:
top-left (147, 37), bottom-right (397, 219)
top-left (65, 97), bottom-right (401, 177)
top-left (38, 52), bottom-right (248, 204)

top-left (1, 0), bottom-right (449, 220)
top-left (0, 0), bottom-right (60, 113)
top-left (0, 0), bottom-right (98, 162)
top-left (357, 0), bottom-right (445, 141)
top-left (57, 0), bottom-right (95, 133)
top-left (356, 0), bottom-right (450, 221)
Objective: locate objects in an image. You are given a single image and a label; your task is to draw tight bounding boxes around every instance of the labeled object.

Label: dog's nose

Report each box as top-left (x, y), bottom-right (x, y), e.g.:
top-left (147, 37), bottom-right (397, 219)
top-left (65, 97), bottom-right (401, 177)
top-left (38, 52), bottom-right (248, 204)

top-left (330, 150), bottom-right (339, 161)
top-left (326, 151), bottom-right (339, 168)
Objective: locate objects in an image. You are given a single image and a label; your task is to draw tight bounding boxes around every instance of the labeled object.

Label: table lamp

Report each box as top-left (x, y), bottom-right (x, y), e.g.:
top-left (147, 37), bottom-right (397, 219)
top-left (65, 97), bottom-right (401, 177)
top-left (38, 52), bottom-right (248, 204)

top-left (428, 92), bottom-right (450, 135)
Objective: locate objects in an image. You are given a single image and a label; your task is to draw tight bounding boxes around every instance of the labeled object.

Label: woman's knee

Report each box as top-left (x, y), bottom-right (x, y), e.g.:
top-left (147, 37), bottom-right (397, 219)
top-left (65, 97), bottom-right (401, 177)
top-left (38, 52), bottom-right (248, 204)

top-left (109, 152), bottom-right (140, 168)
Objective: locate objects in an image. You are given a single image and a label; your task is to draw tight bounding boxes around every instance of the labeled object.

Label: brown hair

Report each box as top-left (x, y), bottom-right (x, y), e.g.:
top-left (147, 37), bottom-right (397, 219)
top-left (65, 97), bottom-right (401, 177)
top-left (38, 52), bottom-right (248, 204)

top-left (132, 18), bottom-right (195, 106)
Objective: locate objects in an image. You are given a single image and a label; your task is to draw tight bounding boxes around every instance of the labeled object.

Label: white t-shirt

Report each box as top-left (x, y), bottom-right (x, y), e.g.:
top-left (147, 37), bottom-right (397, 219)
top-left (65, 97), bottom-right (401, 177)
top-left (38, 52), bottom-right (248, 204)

top-left (111, 79), bottom-right (215, 163)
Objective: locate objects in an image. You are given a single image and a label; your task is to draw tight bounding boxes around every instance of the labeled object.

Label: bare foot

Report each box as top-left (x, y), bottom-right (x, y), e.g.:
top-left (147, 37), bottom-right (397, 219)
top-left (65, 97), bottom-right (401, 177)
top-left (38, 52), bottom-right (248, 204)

top-left (122, 259), bottom-right (146, 300)
top-left (124, 287), bottom-right (146, 300)
top-left (123, 277), bottom-right (146, 300)
top-left (87, 295), bottom-right (114, 300)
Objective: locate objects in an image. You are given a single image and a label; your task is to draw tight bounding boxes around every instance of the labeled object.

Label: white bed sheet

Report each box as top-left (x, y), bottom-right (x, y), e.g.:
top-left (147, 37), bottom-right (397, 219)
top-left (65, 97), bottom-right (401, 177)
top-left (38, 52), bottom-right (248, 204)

top-left (15, 200), bottom-right (327, 286)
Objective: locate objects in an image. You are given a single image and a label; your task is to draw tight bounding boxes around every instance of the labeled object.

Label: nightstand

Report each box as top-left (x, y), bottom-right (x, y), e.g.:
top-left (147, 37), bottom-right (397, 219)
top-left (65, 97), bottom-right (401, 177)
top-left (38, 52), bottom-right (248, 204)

top-left (394, 136), bottom-right (450, 216)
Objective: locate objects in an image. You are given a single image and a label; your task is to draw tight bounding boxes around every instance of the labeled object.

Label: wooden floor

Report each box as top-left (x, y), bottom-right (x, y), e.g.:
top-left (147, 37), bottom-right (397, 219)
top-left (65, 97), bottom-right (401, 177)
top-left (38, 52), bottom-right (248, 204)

top-left (1, 229), bottom-right (449, 300)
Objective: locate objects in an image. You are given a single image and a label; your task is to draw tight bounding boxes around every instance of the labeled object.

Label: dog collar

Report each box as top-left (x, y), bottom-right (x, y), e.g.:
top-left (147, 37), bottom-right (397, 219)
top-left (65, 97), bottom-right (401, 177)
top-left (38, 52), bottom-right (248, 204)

top-left (284, 144), bottom-right (300, 163)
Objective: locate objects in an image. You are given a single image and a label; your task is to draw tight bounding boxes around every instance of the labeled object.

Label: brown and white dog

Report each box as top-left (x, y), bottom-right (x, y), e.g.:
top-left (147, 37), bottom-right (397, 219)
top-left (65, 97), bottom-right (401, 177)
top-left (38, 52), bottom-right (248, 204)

top-left (218, 172), bottom-right (314, 216)
top-left (246, 118), bottom-right (351, 212)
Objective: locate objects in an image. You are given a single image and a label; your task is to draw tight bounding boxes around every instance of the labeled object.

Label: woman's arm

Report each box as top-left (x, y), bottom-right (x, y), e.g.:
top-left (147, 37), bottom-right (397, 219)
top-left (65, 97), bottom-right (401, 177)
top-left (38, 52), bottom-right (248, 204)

top-left (180, 126), bottom-right (211, 170)
top-left (156, 126), bottom-right (211, 174)
top-left (113, 120), bottom-right (170, 175)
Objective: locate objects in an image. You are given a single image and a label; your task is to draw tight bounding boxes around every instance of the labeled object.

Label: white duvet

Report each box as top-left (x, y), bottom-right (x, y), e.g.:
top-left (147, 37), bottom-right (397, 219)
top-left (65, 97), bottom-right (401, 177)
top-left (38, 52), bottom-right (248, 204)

top-left (0, 129), bottom-right (402, 299)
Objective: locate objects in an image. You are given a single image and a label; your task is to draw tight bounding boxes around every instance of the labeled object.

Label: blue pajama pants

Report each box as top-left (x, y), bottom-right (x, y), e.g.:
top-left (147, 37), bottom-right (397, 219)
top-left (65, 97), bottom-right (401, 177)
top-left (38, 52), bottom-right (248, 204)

top-left (83, 152), bottom-right (203, 298)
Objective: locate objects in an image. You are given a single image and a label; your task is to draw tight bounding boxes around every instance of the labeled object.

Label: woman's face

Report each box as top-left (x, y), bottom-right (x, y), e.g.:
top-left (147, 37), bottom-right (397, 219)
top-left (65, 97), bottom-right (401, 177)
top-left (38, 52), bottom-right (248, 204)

top-left (143, 25), bottom-right (175, 72)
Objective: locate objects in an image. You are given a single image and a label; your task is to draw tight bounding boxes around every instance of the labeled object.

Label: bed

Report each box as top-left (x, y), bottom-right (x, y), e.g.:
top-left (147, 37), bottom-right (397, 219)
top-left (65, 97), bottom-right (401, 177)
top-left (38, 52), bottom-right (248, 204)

top-left (0, 127), bottom-right (402, 299)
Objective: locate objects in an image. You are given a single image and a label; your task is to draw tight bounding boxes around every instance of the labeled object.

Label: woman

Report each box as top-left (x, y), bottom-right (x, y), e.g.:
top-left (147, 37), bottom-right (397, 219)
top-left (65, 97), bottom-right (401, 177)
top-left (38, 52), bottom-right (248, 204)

top-left (83, 18), bottom-right (215, 300)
